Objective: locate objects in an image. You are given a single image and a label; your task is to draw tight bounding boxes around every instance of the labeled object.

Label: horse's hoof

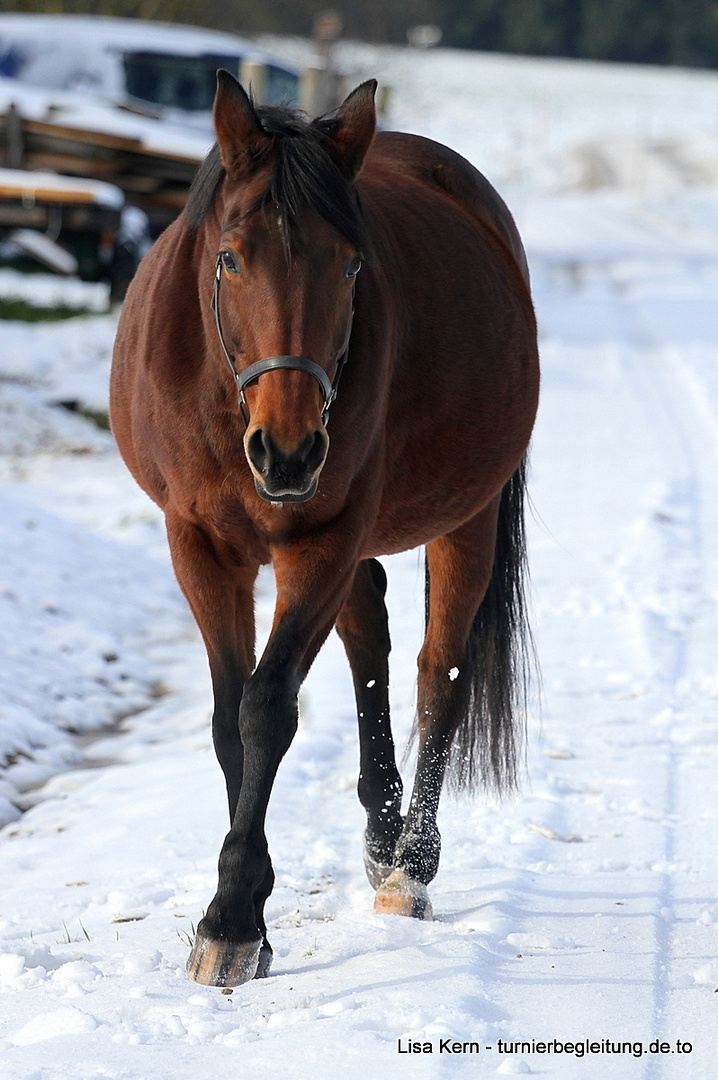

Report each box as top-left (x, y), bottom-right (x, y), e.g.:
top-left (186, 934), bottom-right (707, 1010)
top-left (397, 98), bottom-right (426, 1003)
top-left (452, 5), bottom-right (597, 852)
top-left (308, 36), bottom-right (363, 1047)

top-left (186, 932), bottom-right (263, 987)
top-left (373, 868), bottom-right (433, 920)
top-left (363, 846), bottom-right (393, 890)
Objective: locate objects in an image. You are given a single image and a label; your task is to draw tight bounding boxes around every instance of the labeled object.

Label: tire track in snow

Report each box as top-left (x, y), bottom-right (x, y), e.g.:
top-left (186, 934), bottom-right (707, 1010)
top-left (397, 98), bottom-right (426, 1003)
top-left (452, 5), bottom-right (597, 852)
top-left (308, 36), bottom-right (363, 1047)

top-left (463, 253), bottom-right (718, 1076)
top-left (605, 264), bottom-right (715, 1078)
top-left (643, 345), bottom-right (718, 1079)
top-left (621, 342), bottom-right (696, 1080)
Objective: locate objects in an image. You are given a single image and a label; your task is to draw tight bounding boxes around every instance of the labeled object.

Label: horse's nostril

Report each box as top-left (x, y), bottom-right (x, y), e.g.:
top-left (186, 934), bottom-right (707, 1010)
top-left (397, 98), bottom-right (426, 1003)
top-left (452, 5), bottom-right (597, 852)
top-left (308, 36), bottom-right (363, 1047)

top-left (302, 428), bottom-right (329, 473)
top-left (246, 428), bottom-right (272, 475)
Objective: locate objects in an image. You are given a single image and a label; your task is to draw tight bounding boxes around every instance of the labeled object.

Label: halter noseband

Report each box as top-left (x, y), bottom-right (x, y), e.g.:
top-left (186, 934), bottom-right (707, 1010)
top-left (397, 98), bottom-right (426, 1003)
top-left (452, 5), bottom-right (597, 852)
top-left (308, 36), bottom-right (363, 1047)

top-left (211, 256), bottom-right (351, 428)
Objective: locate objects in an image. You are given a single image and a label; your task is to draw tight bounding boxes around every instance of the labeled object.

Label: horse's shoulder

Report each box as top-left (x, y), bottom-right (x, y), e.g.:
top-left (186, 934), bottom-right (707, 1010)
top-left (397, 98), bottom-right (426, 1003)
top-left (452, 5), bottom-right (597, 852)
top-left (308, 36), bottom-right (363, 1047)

top-left (119, 215), bottom-right (201, 335)
top-left (364, 131), bottom-right (529, 282)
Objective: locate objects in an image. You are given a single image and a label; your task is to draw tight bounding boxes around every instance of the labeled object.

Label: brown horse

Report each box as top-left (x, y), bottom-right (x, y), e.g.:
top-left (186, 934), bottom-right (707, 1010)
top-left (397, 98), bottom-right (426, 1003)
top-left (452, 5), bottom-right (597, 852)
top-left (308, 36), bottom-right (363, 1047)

top-left (110, 73), bottom-right (539, 988)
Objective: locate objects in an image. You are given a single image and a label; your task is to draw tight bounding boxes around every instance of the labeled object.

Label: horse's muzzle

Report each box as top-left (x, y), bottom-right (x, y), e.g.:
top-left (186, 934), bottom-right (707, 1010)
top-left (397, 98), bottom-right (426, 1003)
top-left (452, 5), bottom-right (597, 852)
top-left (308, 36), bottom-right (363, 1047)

top-left (245, 425), bottom-right (328, 503)
top-left (253, 475), bottom-right (319, 503)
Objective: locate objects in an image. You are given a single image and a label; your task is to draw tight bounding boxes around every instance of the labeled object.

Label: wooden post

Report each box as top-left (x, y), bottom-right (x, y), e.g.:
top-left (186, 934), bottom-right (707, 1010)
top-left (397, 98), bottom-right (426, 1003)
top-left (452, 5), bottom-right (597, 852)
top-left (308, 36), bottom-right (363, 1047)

top-left (240, 59), bottom-right (266, 104)
top-left (305, 10), bottom-right (343, 116)
top-left (5, 103), bottom-right (24, 169)
top-left (376, 84), bottom-right (391, 120)
top-left (299, 65), bottom-right (327, 118)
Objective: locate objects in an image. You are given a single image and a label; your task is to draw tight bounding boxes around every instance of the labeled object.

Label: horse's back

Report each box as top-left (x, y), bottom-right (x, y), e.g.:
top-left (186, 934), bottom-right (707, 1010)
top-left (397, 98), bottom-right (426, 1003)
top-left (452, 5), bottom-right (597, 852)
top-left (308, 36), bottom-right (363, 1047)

top-left (364, 131), bottom-right (529, 283)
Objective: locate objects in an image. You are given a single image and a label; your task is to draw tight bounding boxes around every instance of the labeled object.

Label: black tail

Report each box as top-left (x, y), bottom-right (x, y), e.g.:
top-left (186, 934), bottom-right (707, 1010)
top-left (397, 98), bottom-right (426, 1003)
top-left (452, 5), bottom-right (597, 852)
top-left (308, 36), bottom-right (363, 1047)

top-left (445, 456), bottom-right (535, 795)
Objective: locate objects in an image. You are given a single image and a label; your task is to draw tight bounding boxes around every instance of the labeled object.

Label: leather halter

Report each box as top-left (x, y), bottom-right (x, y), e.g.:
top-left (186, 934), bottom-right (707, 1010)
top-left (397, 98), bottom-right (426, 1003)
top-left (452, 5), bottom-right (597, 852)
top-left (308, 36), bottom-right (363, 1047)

top-left (211, 256), bottom-right (351, 428)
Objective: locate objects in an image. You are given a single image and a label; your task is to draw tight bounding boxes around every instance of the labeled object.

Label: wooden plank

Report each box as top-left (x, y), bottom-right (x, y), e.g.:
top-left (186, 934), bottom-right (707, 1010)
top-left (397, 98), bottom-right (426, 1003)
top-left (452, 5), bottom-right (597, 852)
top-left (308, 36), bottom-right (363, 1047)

top-left (0, 107), bottom-right (201, 227)
top-left (142, 189), bottom-right (188, 211)
top-left (114, 173), bottom-right (163, 193)
top-left (0, 181), bottom-right (98, 204)
top-left (24, 117), bottom-right (203, 165)
top-left (25, 117), bottom-right (144, 153)
top-left (23, 152), bottom-right (119, 178)
top-left (0, 205), bottom-right (46, 227)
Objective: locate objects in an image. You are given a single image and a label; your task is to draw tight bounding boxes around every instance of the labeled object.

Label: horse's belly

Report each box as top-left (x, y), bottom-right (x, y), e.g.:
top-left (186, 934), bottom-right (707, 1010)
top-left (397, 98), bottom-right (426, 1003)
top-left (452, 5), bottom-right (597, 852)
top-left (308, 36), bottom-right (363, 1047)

top-left (364, 487), bottom-right (491, 556)
top-left (363, 458), bottom-right (505, 556)
top-left (363, 375), bottom-right (537, 556)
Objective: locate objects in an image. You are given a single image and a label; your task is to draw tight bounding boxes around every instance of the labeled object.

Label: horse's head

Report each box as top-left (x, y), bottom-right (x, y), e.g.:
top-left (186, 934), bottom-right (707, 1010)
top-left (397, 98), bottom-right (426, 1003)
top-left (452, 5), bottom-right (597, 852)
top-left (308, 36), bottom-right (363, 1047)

top-left (210, 71), bottom-right (376, 504)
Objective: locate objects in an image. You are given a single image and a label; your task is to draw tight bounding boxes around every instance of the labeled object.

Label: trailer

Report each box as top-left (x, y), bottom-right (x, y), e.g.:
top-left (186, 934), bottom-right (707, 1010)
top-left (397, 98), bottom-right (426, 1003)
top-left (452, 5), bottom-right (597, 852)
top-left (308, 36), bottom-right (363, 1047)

top-left (0, 165), bottom-right (143, 300)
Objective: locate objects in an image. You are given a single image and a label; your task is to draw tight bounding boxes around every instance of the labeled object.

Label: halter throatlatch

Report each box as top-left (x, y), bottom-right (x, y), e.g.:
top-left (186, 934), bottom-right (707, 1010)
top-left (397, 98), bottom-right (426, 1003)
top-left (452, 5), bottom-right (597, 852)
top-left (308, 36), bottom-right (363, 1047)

top-left (211, 257), bottom-right (351, 428)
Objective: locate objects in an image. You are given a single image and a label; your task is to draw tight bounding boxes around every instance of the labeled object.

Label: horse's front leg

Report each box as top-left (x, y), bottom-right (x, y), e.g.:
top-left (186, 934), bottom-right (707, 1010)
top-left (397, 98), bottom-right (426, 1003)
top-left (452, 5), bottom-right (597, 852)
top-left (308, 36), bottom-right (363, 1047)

top-left (188, 536), bottom-right (360, 987)
top-left (163, 514), bottom-right (267, 980)
top-left (164, 513), bottom-right (256, 821)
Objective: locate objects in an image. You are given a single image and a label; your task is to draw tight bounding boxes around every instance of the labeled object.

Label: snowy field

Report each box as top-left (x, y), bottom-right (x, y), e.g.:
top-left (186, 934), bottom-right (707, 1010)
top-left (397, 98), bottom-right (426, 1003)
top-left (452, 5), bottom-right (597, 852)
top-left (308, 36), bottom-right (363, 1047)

top-left (1, 41), bottom-right (718, 1080)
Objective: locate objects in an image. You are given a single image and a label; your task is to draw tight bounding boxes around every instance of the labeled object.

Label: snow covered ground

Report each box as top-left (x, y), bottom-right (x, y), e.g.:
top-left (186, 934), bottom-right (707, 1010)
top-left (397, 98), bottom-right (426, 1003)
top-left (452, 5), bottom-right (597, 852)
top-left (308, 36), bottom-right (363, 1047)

top-left (1, 42), bottom-right (718, 1080)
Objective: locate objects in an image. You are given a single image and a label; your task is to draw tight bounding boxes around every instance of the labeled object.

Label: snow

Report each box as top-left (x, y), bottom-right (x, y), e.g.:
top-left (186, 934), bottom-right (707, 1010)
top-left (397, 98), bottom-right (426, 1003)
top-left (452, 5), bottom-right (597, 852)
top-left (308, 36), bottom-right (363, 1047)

top-left (0, 14), bottom-right (300, 155)
top-left (0, 74), bottom-right (213, 161)
top-left (1, 39), bottom-right (718, 1079)
top-left (0, 270), bottom-right (108, 313)
top-left (0, 12), bottom-right (289, 66)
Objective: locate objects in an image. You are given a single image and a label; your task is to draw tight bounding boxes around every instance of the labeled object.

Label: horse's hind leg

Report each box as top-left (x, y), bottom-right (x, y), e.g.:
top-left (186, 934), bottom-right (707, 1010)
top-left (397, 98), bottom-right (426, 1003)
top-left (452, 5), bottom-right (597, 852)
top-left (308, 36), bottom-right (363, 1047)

top-left (375, 499), bottom-right (502, 919)
top-left (335, 558), bottom-right (403, 887)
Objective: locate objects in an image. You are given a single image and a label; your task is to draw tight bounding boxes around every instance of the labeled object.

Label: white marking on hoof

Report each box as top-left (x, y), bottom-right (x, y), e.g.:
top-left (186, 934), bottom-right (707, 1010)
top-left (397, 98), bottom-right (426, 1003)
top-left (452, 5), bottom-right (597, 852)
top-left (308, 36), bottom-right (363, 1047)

top-left (373, 868), bottom-right (433, 920)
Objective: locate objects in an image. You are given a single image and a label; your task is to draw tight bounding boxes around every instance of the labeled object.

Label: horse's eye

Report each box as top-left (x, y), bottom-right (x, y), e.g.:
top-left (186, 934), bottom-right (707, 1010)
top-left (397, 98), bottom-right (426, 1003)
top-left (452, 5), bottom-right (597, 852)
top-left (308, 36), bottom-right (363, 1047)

top-left (344, 255), bottom-right (362, 280)
top-left (220, 250), bottom-right (241, 275)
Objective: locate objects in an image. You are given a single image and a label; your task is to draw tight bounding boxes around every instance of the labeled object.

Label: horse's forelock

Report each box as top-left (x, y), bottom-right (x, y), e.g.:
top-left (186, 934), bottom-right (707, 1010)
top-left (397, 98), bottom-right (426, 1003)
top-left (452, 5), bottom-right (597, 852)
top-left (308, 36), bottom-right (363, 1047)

top-left (185, 105), bottom-right (366, 254)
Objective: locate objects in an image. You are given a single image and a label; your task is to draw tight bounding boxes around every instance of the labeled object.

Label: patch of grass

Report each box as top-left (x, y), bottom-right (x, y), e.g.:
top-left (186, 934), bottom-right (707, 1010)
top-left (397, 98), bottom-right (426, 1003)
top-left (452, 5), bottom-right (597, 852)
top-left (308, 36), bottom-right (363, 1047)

top-left (56, 400), bottom-right (111, 431)
top-left (0, 296), bottom-right (98, 322)
top-left (77, 406), bottom-right (111, 431)
top-left (176, 922), bottom-right (196, 949)
top-left (56, 918), bottom-right (92, 944)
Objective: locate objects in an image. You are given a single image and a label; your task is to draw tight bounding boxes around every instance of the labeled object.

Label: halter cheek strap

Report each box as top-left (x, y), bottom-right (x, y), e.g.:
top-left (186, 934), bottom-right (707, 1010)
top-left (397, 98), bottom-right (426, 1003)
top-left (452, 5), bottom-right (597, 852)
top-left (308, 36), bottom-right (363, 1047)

top-left (211, 257), bottom-right (351, 428)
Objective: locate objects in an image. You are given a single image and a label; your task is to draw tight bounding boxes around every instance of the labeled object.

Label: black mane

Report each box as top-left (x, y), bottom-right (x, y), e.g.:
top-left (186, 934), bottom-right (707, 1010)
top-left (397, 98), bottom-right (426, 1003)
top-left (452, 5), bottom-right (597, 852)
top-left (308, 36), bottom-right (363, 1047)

top-left (186, 141), bottom-right (224, 229)
top-left (185, 103), bottom-right (366, 253)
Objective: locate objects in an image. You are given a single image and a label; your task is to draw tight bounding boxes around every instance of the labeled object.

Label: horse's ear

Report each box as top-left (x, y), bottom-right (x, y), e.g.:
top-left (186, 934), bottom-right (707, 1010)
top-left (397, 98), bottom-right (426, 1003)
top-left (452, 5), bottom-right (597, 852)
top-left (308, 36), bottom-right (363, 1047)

top-left (213, 69), bottom-right (270, 178)
top-left (321, 80), bottom-right (377, 180)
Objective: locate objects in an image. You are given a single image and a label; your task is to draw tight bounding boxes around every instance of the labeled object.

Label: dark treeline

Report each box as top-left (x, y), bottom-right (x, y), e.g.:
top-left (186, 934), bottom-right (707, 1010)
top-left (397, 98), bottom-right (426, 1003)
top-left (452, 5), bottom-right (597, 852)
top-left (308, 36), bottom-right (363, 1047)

top-left (437, 0), bottom-right (718, 68)
top-left (3, 0), bottom-right (718, 69)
